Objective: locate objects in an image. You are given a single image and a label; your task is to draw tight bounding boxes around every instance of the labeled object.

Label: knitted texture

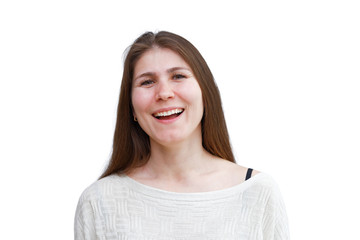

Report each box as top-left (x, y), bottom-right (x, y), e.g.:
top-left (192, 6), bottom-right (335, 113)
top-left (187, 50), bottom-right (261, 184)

top-left (75, 173), bottom-right (289, 240)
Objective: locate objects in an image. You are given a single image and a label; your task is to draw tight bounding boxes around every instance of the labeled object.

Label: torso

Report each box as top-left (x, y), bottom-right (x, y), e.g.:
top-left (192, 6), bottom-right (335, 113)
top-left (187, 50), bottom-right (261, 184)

top-left (75, 172), bottom-right (289, 239)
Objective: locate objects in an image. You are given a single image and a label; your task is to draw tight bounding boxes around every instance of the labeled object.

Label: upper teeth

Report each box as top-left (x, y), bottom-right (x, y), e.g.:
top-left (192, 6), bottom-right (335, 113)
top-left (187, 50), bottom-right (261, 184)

top-left (154, 109), bottom-right (183, 117)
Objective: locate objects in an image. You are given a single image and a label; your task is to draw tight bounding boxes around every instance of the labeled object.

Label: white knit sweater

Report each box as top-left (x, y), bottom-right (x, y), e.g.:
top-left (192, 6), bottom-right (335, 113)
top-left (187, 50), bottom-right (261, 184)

top-left (75, 173), bottom-right (289, 240)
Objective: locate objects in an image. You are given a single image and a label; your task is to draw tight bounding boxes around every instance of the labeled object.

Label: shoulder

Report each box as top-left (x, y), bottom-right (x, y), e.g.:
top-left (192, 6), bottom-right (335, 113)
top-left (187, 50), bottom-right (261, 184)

top-left (77, 174), bottom-right (128, 203)
top-left (245, 171), bottom-right (282, 194)
top-left (75, 175), bottom-right (126, 236)
top-left (244, 172), bottom-right (286, 212)
top-left (244, 172), bottom-right (289, 239)
top-left (250, 173), bottom-right (289, 236)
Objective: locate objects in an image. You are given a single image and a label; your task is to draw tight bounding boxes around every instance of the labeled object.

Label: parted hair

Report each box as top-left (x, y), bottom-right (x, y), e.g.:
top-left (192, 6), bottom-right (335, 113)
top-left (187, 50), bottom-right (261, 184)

top-left (100, 31), bottom-right (234, 179)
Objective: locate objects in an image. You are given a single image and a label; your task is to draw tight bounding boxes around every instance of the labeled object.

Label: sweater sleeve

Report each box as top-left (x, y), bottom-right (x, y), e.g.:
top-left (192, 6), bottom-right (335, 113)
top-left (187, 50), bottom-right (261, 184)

top-left (273, 193), bottom-right (290, 240)
top-left (262, 177), bottom-right (290, 240)
top-left (74, 192), bottom-right (97, 240)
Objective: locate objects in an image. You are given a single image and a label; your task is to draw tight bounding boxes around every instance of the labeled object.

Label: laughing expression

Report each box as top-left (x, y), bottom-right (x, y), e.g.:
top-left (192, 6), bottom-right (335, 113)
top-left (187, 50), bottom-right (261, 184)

top-left (131, 47), bottom-right (204, 146)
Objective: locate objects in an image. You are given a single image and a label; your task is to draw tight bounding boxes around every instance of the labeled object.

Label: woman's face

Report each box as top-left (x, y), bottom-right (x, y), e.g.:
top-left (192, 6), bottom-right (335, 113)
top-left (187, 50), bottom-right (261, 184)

top-left (131, 47), bottom-right (204, 146)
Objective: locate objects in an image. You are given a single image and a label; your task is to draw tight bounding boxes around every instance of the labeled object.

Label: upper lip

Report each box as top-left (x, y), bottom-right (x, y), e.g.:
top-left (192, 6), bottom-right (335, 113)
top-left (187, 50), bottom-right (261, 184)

top-left (152, 107), bottom-right (184, 116)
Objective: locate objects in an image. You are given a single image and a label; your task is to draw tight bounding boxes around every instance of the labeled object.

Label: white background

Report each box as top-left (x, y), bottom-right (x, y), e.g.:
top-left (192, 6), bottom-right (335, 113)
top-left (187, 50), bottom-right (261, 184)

top-left (0, 0), bottom-right (359, 239)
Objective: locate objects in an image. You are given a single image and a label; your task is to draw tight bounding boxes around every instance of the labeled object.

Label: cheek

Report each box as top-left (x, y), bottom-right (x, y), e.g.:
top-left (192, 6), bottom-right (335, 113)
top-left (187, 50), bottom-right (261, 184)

top-left (180, 81), bottom-right (203, 108)
top-left (131, 89), bottom-right (152, 115)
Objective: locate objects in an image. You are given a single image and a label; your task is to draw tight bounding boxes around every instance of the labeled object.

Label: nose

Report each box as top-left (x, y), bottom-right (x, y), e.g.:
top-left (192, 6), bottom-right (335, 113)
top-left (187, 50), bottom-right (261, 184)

top-left (156, 80), bottom-right (174, 101)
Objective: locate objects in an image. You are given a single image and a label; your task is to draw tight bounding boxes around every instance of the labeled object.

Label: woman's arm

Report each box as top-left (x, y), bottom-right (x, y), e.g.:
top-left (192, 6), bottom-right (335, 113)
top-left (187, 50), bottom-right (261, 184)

top-left (74, 196), bottom-right (97, 240)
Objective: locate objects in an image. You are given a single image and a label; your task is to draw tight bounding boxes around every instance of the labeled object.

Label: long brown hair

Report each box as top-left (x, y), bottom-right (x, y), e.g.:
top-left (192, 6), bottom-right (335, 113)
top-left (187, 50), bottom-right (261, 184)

top-left (100, 31), bottom-right (234, 179)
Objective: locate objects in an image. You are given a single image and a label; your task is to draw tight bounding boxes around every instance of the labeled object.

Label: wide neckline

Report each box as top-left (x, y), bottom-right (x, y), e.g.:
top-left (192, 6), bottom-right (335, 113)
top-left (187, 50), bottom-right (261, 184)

top-left (112, 172), bottom-right (266, 201)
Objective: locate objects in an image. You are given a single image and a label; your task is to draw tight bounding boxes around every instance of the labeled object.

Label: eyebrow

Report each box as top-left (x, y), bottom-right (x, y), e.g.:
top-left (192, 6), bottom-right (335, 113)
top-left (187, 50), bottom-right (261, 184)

top-left (167, 67), bottom-right (191, 73)
top-left (134, 67), bottom-right (192, 81)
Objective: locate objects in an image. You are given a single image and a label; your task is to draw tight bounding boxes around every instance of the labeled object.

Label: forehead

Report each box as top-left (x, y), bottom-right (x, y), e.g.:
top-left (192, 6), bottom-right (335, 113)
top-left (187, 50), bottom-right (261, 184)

top-left (134, 47), bottom-right (191, 76)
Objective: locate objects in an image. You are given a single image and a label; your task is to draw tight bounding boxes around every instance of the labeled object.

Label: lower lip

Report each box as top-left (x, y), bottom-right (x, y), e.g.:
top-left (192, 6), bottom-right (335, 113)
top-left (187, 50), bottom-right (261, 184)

top-left (153, 111), bottom-right (184, 124)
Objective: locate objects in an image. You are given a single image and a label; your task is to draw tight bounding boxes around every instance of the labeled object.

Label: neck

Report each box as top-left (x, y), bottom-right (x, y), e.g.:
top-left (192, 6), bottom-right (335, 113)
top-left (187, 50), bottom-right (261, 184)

top-left (143, 138), bottom-right (215, 181)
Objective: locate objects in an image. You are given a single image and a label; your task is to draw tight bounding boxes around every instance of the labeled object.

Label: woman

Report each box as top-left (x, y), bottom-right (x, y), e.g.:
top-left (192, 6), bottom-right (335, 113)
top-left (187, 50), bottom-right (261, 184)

top-left (75, 31), bottom-right (289, 239)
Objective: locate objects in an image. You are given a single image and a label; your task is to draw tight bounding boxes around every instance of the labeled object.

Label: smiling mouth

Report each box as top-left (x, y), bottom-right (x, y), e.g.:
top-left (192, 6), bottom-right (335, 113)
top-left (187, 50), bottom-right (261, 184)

top-left (153, 108), bottom-right (184, 120)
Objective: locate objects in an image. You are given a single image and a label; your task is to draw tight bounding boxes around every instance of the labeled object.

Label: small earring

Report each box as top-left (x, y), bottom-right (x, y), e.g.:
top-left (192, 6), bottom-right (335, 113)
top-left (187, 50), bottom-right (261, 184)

top-left (134, 116), bottom-right (137, 122)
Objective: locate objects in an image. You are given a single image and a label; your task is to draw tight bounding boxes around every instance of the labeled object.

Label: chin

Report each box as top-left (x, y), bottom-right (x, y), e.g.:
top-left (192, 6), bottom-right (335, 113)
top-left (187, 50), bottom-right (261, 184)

top-left (148, 125), bottom-right (202, 147)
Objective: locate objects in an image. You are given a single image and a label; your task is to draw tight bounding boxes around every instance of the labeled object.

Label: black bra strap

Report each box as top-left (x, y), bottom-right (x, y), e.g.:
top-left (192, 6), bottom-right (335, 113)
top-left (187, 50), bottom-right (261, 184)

top-left (245, 168), bottom-right (253, 181)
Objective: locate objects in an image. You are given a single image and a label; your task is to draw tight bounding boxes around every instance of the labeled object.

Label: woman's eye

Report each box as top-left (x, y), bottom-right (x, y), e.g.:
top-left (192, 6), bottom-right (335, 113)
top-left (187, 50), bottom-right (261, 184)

top-left (173, 74), bottom-right (186, 80)
top-left (141, 80), bottom-right (154, 86)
